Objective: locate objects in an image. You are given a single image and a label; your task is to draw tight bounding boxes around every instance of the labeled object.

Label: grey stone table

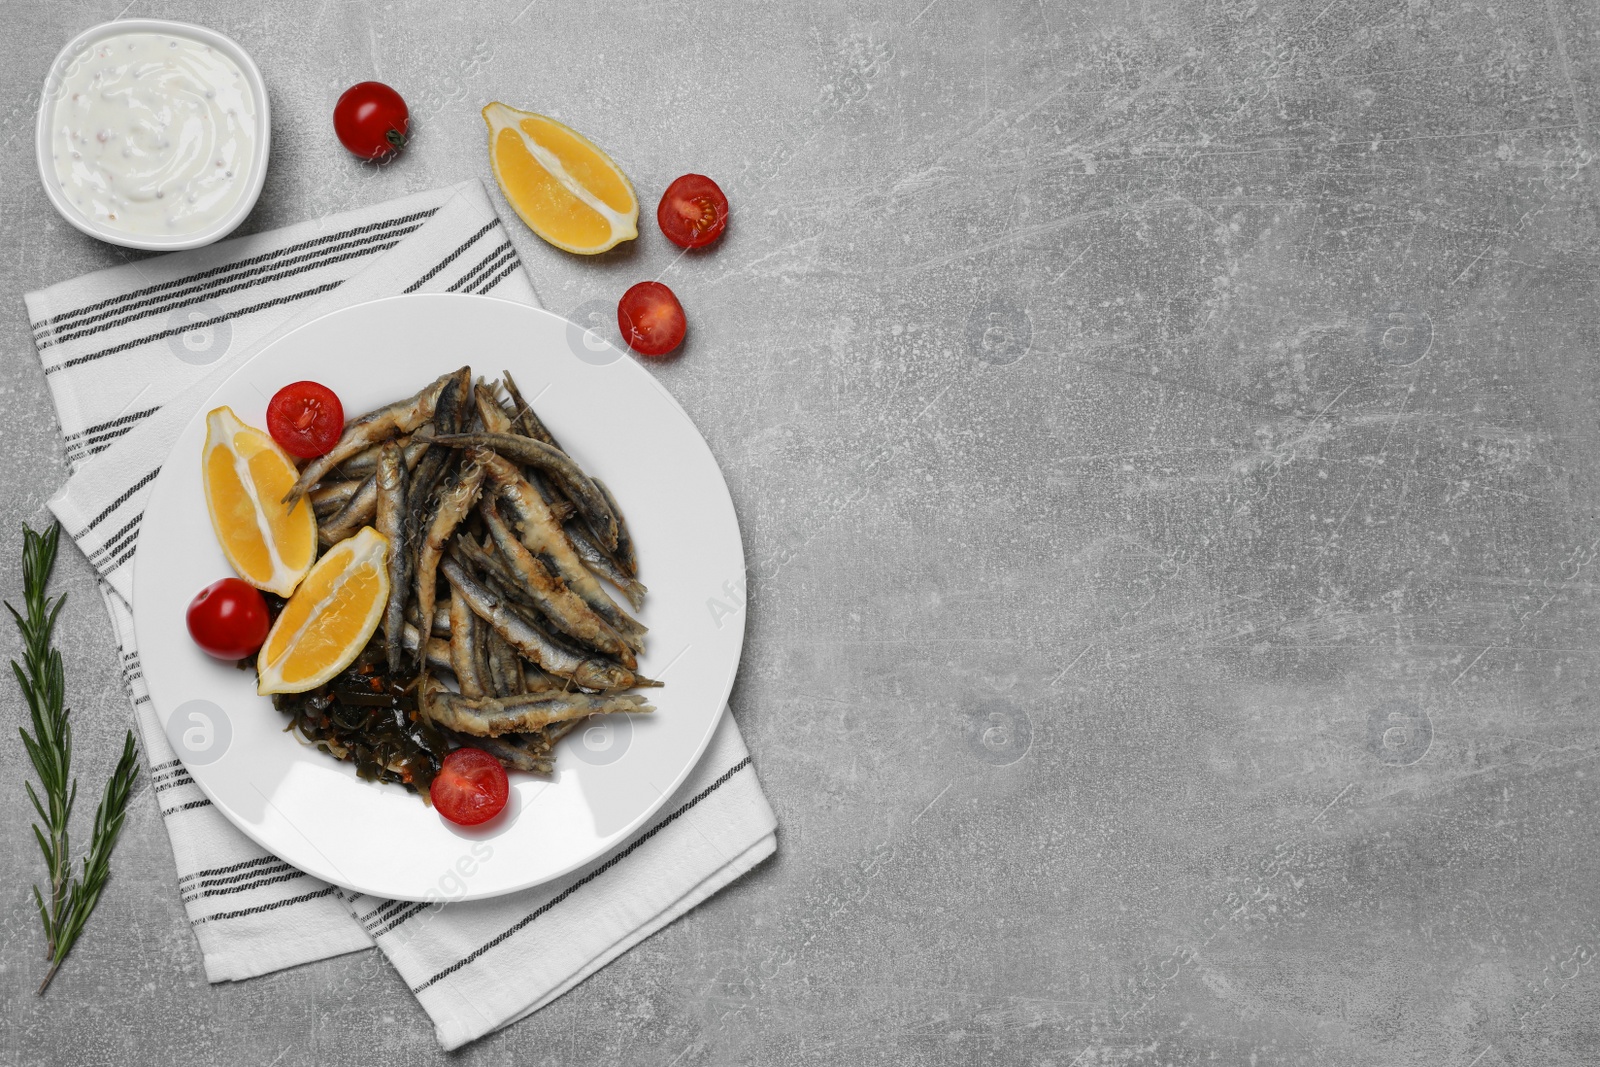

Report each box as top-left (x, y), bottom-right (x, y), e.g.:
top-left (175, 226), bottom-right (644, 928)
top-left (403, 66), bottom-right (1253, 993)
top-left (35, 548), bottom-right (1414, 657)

top-left (3, 0), bottom-right (1597, 1063)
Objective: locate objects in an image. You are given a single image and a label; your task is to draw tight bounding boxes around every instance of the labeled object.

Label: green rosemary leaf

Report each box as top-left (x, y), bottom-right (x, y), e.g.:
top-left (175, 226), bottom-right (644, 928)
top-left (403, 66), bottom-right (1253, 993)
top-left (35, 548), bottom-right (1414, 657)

top-left (10, 521), bottom-right (140, 994)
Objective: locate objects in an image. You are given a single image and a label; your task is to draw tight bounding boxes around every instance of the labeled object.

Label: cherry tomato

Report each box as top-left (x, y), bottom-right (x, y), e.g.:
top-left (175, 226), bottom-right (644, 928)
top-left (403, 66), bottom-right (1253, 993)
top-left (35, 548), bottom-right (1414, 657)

top-left (657, 173), bottom-right (729, 249)
top-left (333, 81), bottom-right (409, 160)
top-left (430, 748), bottom-right (510, 825)
top-left (266, 381), bottom-right (344, 459)
top-left (187, 578), bottom-right (271, 660)
top-left (617, 281), bottom-right (687, 357)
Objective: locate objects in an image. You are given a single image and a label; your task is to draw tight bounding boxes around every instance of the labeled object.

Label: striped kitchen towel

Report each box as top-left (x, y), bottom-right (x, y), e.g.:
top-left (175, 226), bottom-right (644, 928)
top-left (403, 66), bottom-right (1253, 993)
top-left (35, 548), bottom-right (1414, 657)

top-left (22, 180), bottom-right (776, 1049)
top-left (35, 180), bottom-right (535, 605)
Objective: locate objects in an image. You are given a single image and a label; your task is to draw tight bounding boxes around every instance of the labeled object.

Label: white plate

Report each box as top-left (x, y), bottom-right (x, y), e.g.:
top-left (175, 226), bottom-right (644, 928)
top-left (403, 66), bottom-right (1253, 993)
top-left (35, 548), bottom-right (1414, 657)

top-left (134, 294), bottom-right (746, 901)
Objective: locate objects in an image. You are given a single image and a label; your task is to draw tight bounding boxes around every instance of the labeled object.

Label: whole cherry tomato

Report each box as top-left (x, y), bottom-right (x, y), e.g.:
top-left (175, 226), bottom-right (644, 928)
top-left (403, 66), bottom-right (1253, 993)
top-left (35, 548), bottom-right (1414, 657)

top-left (656, 174), bottom-right (729, 249)
top-left (617, 281), bottom-right (687, 357)
top-left (266, 381), bottom-right (344, 459)
top-left (333, 81), bottom-right (409, 160)
top-left (187, 578), bottom-right (271, 660)
top-left (431, 748), bottom-right (510, 825)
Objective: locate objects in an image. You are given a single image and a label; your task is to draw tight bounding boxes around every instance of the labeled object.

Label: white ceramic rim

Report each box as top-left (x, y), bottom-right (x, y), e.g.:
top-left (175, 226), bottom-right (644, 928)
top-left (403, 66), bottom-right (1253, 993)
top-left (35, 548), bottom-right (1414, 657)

top-left (34, 18), bottom-right (272, 252)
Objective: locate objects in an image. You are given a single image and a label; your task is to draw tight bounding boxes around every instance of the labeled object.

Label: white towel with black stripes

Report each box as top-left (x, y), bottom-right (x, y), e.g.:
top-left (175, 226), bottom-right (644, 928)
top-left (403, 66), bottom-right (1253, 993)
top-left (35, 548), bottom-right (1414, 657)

top-left (23, 179), bottom-right (776, 1050)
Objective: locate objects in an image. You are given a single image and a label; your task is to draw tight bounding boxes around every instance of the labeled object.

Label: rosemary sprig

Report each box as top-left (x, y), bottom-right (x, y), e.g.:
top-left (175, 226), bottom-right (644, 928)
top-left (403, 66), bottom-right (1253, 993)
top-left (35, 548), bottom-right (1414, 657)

top-left (9, 521), bottom-right (140, 994)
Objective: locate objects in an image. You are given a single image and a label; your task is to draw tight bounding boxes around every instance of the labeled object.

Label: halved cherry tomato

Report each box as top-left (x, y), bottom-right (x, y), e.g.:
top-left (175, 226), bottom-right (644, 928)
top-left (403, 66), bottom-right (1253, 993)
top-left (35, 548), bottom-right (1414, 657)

top-left (431, 748), bottom-right (510, 825)
top-left (333, 81), bottom-right (409, 161)
top-left (266, 381), bottom-right (344, 459)
top-left (617, 281), bottom-right (687, 357)
top-left (657, 174), bottom-right (729, 249)
top-left (186, 578), bottom-right (271, 660)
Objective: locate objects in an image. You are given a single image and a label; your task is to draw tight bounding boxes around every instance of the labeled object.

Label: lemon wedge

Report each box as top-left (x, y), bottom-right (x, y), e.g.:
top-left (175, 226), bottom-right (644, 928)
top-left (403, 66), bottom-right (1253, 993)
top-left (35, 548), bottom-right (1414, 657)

top-left (202, 406), bottom-right (317, 597)
top-left (483, 102), bottom-right (638, 254)
top-left (256, 526), bottom-right (389, 695)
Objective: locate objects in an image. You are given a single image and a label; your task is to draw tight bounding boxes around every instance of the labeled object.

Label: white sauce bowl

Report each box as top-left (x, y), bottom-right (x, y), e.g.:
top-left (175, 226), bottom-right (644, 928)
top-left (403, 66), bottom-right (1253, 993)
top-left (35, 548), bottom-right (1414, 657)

top-left (35, 19), bottom-right (270, 251)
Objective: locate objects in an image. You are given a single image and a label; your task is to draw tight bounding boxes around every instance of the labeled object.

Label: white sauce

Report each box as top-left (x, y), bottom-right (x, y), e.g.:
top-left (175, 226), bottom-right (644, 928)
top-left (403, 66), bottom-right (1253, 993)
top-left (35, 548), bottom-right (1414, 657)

top-left (48, 32), bottom-right (258, 237)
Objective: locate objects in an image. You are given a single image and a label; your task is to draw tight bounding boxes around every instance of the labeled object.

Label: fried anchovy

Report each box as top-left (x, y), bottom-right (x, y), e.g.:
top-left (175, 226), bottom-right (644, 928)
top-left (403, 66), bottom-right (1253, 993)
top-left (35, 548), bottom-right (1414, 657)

top-left (592, 477), bottom-right (637, 578)
top-left (480, 452), bottom-right (644, 645)
top-left (310, 480), bottom-right (365, 519)
top-left (402, 622), bottom-right (453, 672)
top-left (485, 628), bottom-right (520, 698)
top-left (472, 612), bottom-right (493, 698)
top-left (404, 367), bottom-right (472, 546)
top-left (318, 475), bottom-right (378, 545)
top-left (480, 499), bottom-right (636, 666)
top-left (459, 558), bottom-right (639, 691)
top-left (473, 382), bottom-right (515, 434)
top-left (335, 430), bottom-right (434, 479)
top-left (337, 431), bottom-right (435, 477)
top-left (440, 728), bottom-right (555, 774)
top-left (544, 718), bottom-right (583, 745)
top-left (521, 659), bottom-right (560, 692)
top-left (565, 518), bottom-right (647, 610)
top-left (439, 555), bottom-right (637, 690)
top-left (413, 449), bottom-right (489, 668)
top-left (509, 646), bottom-right (529, 694)
top-left (475, 563), bottom-right (663, 688)
top-left (317, 420), bottom-right (440, 545)
top-left (286, 369), bottom-right (457, 502)
top-left (483, 376), bottom-right (580, 526)
top-left (452, 535), bottom-right (530, 604)
top-left (473, 562), bottom-right (565, 641)
top-left (492, 437), bottom-right (578, 526)
top-left (420, 689), bottom-right (653, 737)
top-left (430, 432), bottom-right (618, 551)
top-left (406, 601), bottom-right (451, 637)
top-left (333, 434), bottom-right (407, 477)
top-left (451, 537), bottom-right (574, 659)
top-left (485, 576), bottom-right (660, 691)
top-left (448, 584), bottom-right (487, 698)
top-left (498, 728), bottom-right (555, 758)
top-left (501, 369), bottom-right (561, 448)
top-left (375, 440), bottom-right (410, 674)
